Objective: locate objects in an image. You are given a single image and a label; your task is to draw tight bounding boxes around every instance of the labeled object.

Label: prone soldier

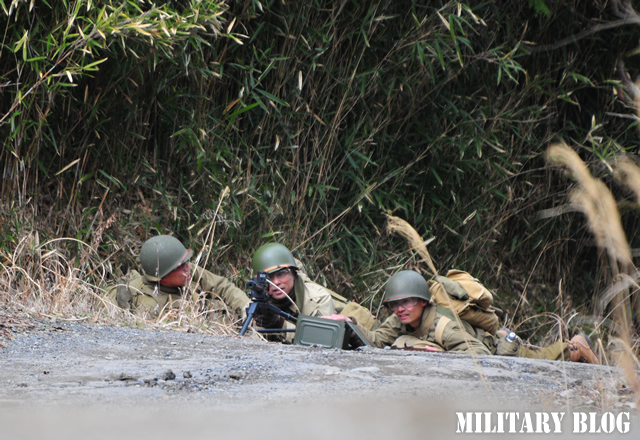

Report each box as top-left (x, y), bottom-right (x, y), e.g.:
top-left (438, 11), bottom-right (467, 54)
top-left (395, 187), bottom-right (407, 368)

top-left (325, 270), bottom-right (599, 364)
top-left (105, 235), bottom-right (250, 322)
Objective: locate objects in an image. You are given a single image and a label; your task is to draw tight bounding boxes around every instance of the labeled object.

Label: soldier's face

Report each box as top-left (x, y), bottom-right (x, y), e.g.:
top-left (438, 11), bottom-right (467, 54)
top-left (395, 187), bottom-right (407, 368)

top-left (267, 268), bottom-right (294, 300)
top-left (160, 262), bottom-right (191, 287)
top-left (391, 297), bottom-right (428, 328)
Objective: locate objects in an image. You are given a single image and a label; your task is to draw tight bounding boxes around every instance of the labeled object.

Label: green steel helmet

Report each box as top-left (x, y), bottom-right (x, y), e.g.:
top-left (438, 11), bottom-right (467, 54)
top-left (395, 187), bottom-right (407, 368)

top-left (252, 243), bottom-right (298, 274)
top-left (139, 235), bottom-right (193, 282)
top-left (383, 270), bottom-right (431, 303)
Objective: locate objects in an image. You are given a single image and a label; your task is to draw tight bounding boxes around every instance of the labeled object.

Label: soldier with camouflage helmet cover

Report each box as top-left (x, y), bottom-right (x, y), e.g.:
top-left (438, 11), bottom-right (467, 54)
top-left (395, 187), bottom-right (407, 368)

top-left (326, 270), bottom-right (599, 363)
top-left (249, 243), bottom-right (377, 339)
top-left (105, 235), bottom-right (250, 321)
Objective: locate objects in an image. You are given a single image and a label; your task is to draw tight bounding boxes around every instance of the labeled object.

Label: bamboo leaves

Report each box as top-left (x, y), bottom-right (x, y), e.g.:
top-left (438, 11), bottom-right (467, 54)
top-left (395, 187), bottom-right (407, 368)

top-left (0, 0), bottom-right (636, 332)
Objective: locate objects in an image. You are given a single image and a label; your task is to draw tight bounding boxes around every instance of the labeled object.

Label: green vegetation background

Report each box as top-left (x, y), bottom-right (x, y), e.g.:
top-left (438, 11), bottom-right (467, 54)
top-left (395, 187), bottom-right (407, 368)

top-left (1, 0), bottom-right (639, 341)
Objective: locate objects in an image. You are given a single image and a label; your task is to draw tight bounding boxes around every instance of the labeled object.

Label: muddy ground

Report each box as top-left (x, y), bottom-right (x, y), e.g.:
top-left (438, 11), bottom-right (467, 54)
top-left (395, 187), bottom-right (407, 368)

top-left (0, 315), bottom-right (638, 439)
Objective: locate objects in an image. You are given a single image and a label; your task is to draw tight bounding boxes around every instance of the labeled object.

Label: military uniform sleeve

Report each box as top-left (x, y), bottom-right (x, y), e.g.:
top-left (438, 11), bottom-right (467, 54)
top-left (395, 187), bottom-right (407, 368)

top-left (438, 319), bottom-right (491, 355)
top-left (193, 267), bottom-right (251, 314)
top-left (356, 315), bottom-right (402, 348)
top-left (308, 293), bottom-right (335, 317)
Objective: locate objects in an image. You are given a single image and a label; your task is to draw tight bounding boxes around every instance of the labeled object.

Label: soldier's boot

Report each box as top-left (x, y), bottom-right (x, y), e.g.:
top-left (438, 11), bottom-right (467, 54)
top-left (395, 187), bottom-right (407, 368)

top-left (567, 333), bottom-right (600, 364)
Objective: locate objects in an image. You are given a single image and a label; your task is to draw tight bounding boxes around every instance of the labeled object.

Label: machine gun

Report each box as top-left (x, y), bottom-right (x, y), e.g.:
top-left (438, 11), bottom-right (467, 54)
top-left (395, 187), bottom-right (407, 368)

top-left (239, 271), bottom-right (297, 335)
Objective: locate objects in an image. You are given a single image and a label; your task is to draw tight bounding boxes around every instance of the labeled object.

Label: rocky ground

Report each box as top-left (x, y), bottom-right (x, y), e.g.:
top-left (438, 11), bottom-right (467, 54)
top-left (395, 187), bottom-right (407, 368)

top-left (0, 315), bottom-right (638, 439)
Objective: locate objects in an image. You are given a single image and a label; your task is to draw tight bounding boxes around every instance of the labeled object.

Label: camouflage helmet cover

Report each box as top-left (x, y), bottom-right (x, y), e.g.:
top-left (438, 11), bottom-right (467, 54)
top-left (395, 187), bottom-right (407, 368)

top-left (252, 243), bottom-right (299, 274)
top-left (139, 235), bottom-right (193, 281)
top-left (383, 270), bottom-right (431, 303)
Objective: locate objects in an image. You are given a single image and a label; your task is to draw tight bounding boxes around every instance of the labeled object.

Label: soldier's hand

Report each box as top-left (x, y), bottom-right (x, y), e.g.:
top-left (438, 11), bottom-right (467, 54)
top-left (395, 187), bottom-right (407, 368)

top-left (321, 314), bottom-right (353, 323)
top-left (419, 345), bottom-right (442, 352)
top-left (253, 311), bottom-right (284, 329)
top-left (116, 283), bottom-right (133, 310)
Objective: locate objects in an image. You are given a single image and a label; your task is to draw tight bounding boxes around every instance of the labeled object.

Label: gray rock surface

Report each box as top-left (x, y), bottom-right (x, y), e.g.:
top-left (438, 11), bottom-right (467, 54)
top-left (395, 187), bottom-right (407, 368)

top-left (0, 318), bottom-right (637, 439)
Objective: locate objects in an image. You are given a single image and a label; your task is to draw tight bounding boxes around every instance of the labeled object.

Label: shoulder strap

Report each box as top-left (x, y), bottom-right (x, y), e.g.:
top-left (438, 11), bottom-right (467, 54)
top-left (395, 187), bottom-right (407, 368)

top-left (435, 315), bottom-right (451, 346)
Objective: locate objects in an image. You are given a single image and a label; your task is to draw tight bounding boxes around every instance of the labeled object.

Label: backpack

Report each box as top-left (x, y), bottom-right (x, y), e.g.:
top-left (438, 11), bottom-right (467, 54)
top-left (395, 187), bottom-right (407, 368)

top-left (428, 269), bottom-right (501, 334)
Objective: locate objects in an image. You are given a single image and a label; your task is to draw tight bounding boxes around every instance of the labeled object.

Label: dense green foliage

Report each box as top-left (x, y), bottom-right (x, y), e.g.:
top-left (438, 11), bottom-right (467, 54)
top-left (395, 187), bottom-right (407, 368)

top-left (2, 0), bottom-right (640, 339)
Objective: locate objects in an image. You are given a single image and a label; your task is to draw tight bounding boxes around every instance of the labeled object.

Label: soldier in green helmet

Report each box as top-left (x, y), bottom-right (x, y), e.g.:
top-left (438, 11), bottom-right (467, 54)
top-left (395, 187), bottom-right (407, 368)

top-left (105, 235), bottom-right (250, 321)
top-left (249, 243), bottom-right (377, 338)
top-left (325, 270), bottom-right (599, 363)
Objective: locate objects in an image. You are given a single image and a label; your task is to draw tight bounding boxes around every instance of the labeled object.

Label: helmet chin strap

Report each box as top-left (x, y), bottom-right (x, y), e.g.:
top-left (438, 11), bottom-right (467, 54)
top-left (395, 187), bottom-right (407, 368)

top-left (267, 279), bottom-right (300, 313)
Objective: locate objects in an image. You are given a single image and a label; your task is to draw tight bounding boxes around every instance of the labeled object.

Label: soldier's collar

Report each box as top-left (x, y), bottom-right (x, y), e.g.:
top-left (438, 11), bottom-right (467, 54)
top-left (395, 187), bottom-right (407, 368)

top-left (142, 276), bottom-right (183, 295)
top-left (407, 305), bottom-right (436, 338)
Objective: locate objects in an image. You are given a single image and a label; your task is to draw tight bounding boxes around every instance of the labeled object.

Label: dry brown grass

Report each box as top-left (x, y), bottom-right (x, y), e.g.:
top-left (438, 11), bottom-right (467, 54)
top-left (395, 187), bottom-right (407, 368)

top-left (615, 157), bottom-right (640, 204)
top-left (0, 238), bottom-right (100, 317)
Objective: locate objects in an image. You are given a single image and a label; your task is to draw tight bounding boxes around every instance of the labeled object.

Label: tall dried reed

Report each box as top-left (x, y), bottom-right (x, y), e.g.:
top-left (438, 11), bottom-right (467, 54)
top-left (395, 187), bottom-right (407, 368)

top-left (385, 214), bottom-right (438, 277)
top-left (547, 142), bottom-right (639, 406)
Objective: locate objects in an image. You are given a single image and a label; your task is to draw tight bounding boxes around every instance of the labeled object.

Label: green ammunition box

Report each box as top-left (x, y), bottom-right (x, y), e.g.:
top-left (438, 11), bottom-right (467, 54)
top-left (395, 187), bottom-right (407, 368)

top-left (293, 315), bottom-right (372, 349)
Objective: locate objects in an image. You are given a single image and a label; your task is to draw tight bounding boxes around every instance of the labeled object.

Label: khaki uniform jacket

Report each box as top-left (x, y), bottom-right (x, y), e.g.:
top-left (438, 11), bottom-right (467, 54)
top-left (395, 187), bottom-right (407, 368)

top-left (105, 266), bottom-right (250, 319)
top-left (358, 304), bottom-right (492, 355)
